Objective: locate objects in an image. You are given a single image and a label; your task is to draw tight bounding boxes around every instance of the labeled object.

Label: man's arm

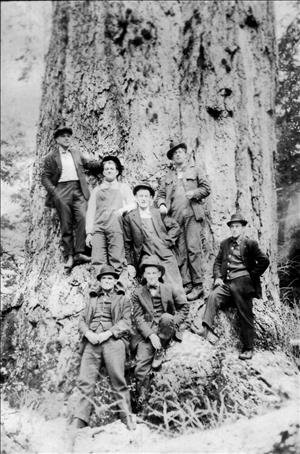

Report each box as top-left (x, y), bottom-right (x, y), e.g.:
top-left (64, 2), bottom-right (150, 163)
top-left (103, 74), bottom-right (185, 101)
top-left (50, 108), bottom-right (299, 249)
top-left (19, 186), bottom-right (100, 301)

top-left (156, 176), bottom-right (167, 210)
top-left (81, 155), bottom-right (102, 174)
top-left (122, 213), bottom-right (135, 266)
top-left (132, 292), bottom-right (154, 339)
top-left (213, 242), bottom-right (224, 280)
top-left (187, 169), bottom-right (211, 201)
top-left (41, 156), bottom-right (57, 196)
top-left (163, 215), bottom-right (180, 247)
top-left (86, 187), bottom-right (97, 236)
top-left (249, 240), bottom-right (270, 278)
top-left (109, 296), bottom-right (132, 339)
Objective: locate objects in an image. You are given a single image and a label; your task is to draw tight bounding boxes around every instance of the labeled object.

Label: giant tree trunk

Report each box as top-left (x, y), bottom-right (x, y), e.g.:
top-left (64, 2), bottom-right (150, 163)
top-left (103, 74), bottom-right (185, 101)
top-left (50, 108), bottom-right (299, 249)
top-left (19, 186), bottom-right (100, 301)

top-left (2, 0), bottom-right (285, 429)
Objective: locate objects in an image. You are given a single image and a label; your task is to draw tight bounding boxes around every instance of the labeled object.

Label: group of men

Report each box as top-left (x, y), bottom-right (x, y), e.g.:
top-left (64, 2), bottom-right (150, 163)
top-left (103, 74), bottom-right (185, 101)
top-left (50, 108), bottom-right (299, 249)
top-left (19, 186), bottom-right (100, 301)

top-left (41, 126), bottom-right (270, 431)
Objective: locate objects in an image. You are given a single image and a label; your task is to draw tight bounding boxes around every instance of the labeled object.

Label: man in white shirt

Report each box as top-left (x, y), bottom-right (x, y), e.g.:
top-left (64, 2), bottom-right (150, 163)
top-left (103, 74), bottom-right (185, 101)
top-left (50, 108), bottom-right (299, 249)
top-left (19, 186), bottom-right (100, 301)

top-left (41, 126), bottom-right (101, 269)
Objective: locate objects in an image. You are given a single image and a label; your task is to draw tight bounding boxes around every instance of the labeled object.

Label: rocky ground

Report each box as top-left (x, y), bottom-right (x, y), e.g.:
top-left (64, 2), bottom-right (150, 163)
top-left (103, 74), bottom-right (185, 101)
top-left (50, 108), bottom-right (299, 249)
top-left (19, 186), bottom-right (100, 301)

top-left (1, 347), bottom-right (299, 454)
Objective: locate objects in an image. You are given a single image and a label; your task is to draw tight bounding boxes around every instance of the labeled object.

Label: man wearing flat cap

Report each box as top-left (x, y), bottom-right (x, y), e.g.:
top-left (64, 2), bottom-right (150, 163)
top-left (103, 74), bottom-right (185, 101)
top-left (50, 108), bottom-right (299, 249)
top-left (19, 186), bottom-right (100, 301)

top-left (157, 141), bottom-right (211, 301)
top-left (132, 255), bottom-right (189, 408)
top-left (85, 155), bottom-right (136, 280)
top-left (201, 213), bottom-right (270, 360)
top-left (41, 126), bottom-right (102, 269)
top-left (123, 181), bottom-right (184, 290)
top-left (74, 265), bottom-right (135, 430)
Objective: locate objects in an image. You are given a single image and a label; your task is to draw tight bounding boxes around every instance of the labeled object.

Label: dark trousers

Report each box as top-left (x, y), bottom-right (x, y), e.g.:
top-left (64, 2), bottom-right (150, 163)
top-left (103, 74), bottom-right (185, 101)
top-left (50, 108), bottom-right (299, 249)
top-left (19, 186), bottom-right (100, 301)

top-left (92, 231), bottom-right (126, 274)
top-left (203, 276), bottom-right (256, 350)
top-left (135, 313), bottom-right (175, 385)
top-left (54, 181), bottom-right (87, 256)
top-left (176, 216), bottom-right (204, 286)
top-left (75, 338), bottom-right (131, 423)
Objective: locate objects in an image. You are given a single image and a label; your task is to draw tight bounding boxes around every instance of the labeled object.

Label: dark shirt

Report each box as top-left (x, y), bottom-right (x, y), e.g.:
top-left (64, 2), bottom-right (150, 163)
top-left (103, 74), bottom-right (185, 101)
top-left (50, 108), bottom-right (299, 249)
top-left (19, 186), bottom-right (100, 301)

top-left (170, 171), bottom-right (193, 224)
top-left (226, 237), bottom-right (250, 281)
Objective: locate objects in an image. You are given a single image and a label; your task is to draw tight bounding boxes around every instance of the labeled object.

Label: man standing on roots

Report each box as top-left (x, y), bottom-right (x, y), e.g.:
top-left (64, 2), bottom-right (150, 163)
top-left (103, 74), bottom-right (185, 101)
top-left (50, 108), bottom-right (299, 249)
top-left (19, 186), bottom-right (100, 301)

top-left (123, 181), bottom-right (184, 290)
top-left (85, 155), bottom-right (136, 279)
top-left (74, 265), bottom-right (135, 430)
top-left (157, 141), bottom-right (211, 301)
top-left (132, 255), bottom-right (189, 409)
top-left (201, 213), bottom-right (270, 360)
top-left (41, 126), bottom-right (101, 270)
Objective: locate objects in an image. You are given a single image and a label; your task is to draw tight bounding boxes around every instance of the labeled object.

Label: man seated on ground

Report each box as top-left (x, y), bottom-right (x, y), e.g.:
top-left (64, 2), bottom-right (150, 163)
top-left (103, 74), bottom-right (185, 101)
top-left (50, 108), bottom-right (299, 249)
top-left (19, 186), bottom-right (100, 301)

top-left (41, 126), bottom-right (102, 270)
top-left (132, 255), bottom-right (189, 409)
top-left (201, 213), bottom-right (270, 360)
top-left (123, 181), bottom-right (184, 290)
top-left (85, 155), bottom-right (136, 281)
top-left (73, 265), bottom-right (135, 430)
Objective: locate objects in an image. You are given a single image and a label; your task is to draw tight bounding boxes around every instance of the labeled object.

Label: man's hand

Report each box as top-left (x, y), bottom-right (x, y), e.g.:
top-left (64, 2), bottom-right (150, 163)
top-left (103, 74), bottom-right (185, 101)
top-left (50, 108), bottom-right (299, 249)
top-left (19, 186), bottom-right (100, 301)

top-left (97, 331), bottom-right (112, 344)
top-left (185, 190), bottom-right (195, 200)
top-left (159, 204), bottom-right (168, 215)
top-left (214, 278), bottom-right (223, 287)
top-left (128, 265), bottom-right (136, 279)
top-left (86, 233), bottom-right (93, 248)
top-left (149, 333), bottom-right (162, 350)
top-left (85, 330), bottom-right (99, 345)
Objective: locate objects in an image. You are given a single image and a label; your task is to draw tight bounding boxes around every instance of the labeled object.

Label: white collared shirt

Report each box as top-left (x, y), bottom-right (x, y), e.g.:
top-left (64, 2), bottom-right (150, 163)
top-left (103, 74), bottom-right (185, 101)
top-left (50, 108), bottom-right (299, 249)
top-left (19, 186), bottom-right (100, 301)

top-left (58, 148), bottom-right (79, 182)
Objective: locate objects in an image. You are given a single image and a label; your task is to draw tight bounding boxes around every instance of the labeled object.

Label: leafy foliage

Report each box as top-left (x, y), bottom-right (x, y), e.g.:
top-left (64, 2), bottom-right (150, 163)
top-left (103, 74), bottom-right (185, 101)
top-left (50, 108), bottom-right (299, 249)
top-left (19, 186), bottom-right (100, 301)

top-left (276, 11), bottom-right (300, 188)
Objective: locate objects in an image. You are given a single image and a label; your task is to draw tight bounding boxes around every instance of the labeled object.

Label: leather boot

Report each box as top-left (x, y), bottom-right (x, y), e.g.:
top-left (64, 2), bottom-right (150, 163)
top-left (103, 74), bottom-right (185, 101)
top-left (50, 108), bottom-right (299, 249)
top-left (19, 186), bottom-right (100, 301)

top-left (187, 284), bottom-right (203, 301)
top-left (64, 255), bottom-right (74, 270)
top-left (239, 349), bottom-right (253, 360)
top-left (121, 413), bottom-right (136, 431)
top-left (73, 417), bottom-right (88, 429)
top-left (74, 253), bottom-right (91, 265)
top-left (184, 283), bottom-right (193, 295)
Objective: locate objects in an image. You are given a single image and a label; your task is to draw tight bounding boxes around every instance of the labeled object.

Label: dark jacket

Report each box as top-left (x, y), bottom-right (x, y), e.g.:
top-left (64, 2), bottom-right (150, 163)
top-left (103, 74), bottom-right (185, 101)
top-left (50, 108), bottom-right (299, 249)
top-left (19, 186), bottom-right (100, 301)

top-left (78, 288), bottom-right (132, 354)
top-left (41, 148), bottom-right (101, 208)
top-left (156, 163), bottom-right (210, 221)
top-left (123, 207), bottom-right (180, 268)
top-left (213, 236), bottom-right (270, 298)
top-left (132, 283), bottom-right (189, 349)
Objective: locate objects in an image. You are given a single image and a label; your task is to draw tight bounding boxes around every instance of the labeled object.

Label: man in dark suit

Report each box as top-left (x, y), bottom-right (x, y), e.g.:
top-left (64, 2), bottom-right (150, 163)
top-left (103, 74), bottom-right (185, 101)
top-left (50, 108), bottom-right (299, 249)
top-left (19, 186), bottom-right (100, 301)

top-left (123, 182), bottom-right (183, 289)
top-left (157, 141), bottom-right (211, 301)
top-left (41, 126), bottom-right (101, 269)
top-left (202, 213), bottom-right (270, 360)
top-left (132, 255), bottom-right (189, 408)
top-left (74, 265), bottom-right (135, 430)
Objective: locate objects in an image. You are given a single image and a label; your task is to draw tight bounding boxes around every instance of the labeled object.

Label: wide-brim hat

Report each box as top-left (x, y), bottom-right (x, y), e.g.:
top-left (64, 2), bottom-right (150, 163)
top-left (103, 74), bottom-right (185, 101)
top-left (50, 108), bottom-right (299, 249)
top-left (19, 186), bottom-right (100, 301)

top-left (139, 255), bottom-right (165, 276)
top-left (167, 141), bottom-right (187, 160)
top-left (100, 155), bottom-right (124, 176)
top-left (133, 182), bottom-right (155, 197)
top-left (96, 265), bottom-right (119, 280)
top-left (53, 126), bottom-right (73, 139)
top-left (227, 213), bottom-right (248, 226)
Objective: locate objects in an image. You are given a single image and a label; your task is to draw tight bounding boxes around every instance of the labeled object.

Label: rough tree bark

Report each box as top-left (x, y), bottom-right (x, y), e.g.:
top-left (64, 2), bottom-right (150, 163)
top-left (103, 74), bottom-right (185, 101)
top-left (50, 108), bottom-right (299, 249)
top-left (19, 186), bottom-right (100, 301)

top-left (2, 0), bottom-right (288, 428)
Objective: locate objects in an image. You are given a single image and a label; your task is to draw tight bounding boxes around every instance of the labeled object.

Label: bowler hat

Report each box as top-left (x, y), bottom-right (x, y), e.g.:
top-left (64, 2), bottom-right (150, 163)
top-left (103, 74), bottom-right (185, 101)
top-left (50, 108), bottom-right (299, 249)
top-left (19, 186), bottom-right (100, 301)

top-left (139, 255), bottom-right (165, 276)
top-left (167, 141), bottom-right (187, 160)
top-left (227, 213), bottom-right (248, 226)
top-left (96, 265), bottom-right (119, 280)
top-left (133, 182), bottom-right (155, 197)
top-left (100, 155), bottom-right (123, 176)
top-left (53, 126), bottom-right (73, 139)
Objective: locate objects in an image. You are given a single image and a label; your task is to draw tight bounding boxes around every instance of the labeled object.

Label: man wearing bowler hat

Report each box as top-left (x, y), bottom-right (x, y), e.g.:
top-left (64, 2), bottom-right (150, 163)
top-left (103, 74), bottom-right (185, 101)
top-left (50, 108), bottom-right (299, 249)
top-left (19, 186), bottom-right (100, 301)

top-left (132, 255), bottom-right (188, 408)
top-left (123, 181), bottom-right (184, 290)
top-left (201, 213), bottom-right (270, 360)
top-left (157, 141), bottom-right (211, 301)
top-left (41, 126), bottom-right (101, 269)
top-left (74, 265), bottom-right (135, 430)
top-left (85, 155), bottom-right (136, 278)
